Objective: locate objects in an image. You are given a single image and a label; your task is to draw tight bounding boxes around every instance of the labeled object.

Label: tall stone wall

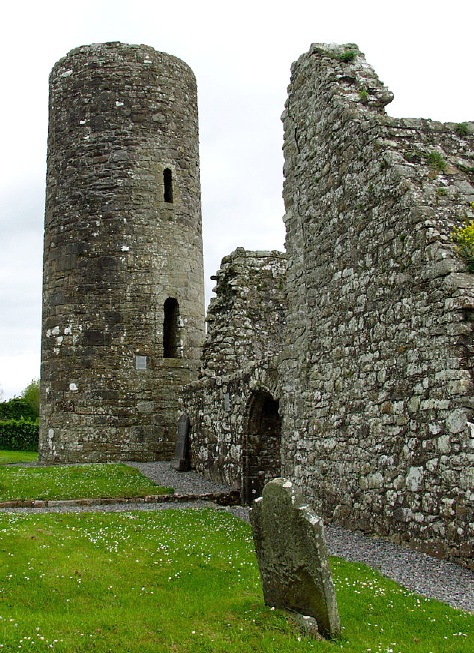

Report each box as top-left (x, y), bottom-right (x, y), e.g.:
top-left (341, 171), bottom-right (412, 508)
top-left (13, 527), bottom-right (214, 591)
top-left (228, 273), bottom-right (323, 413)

top-left (183, 249), bottom-right (286, 499)
top-left (280, 43), bottom-right (474, 566)
top-left (40, 43), bottom-right (205, 463)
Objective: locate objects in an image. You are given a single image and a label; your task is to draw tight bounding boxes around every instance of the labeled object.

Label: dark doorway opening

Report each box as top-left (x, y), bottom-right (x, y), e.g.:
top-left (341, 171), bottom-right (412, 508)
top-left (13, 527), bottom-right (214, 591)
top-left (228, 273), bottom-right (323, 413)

top-left (163, 297), bottom-right (180, 358)
top-left (242, 390), bottom-right (282, 504)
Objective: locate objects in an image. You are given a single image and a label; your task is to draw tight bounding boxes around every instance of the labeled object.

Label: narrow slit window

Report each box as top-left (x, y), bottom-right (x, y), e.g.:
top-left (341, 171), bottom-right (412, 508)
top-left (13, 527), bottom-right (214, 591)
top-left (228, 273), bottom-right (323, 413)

top-left (163, 168), bottom-right (173, 203)
top-left (163, 297), bottom-right (180, 358)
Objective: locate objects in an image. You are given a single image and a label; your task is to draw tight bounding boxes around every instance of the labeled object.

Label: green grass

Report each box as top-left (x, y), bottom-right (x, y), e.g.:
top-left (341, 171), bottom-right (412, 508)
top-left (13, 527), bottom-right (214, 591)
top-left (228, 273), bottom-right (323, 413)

top-left (0, 510), bottom-right (471, 652)
top-left (0, 450), bottom-right (38, 465)
top-left (0, 464), bottom-right (173, 502)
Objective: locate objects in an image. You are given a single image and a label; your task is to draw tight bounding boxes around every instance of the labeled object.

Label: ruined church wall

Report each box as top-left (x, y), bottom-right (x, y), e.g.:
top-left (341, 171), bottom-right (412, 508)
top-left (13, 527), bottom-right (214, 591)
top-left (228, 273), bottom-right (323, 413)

top-left (183, 364), bottom-right (278, 488)
top-left (183, 250), bottom-right (286, 488)
top-left (201, 249), bottom-right (286, 376)
top-left (281, 44), bottom-right (474, 566)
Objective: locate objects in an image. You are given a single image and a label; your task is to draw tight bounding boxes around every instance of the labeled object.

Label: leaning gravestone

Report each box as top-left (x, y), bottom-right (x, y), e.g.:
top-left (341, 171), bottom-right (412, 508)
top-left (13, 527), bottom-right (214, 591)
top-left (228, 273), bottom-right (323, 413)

top-left (171, 413), bottom-right (191, 471)
top-left (250, 478), bottom-right (341, 639)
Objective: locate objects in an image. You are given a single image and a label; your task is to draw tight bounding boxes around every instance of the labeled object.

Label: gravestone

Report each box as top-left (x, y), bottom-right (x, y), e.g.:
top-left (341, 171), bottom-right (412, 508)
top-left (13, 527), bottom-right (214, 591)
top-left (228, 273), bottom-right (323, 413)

top-left (250, 478), bottom-right (340, 639)
top-left (171, 413), bottom-right (191, 471)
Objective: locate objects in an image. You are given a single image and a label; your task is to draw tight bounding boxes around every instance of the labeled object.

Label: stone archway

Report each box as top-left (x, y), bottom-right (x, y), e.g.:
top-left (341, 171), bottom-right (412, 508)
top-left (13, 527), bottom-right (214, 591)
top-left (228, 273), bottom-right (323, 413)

top-left (242, 389), bottom-right (282, 504)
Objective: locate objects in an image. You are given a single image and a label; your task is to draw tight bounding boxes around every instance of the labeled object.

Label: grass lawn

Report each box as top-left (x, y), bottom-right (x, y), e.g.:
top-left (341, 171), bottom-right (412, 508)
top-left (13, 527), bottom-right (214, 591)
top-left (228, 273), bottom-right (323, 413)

top-left (0, 509), bottom-right (471, 653)
top-left (0, 463), bottom-right (173, 502)
top-left (0, 450), bottom-right (38, 465)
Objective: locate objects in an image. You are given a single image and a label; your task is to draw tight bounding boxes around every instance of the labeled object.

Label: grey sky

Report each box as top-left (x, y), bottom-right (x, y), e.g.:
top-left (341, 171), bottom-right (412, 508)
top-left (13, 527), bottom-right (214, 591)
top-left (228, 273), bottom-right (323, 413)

top-left (0, 0), bottom-right (472, 398)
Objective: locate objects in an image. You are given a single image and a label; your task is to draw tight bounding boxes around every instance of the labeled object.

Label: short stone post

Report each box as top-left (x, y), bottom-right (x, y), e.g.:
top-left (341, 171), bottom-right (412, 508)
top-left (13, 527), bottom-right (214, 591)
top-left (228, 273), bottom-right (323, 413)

top-left (250, 478), bottom-right (340, 639)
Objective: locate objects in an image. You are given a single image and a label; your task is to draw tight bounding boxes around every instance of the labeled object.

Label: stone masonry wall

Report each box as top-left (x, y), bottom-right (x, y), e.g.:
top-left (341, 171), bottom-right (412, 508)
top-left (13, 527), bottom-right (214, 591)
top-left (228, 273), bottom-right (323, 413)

top-left (202, 247), bottom-right (286, 376)
top-left (183, 249), bottom-right (286, 492)
top-left (280, 43), bottom-right (474, 567)
top-left (40, 43), bottom-right (205, 463)
top-left (183, 364), bottom-right (279, 488)
top-left (201, 249), bottom-right (287, 376)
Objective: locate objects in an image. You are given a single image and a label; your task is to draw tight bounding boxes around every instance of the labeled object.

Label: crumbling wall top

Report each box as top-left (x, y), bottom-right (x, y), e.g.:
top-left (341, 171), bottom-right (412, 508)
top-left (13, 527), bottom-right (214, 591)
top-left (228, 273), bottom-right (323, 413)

top-left (202, 248), bottom-right (287, 377)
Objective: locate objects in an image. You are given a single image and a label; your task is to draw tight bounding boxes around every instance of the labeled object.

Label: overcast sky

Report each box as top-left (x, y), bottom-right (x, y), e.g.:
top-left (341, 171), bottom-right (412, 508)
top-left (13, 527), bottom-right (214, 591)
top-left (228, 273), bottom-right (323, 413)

top-left (0, 0), bottom-right (472, 399)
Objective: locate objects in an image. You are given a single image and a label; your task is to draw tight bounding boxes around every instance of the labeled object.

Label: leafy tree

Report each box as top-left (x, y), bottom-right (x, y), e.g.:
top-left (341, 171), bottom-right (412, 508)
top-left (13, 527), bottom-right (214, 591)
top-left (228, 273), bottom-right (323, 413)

top-left (21, 378), bottom-right (40, 419)
top-left (0, 397), bottom-right (36, 421)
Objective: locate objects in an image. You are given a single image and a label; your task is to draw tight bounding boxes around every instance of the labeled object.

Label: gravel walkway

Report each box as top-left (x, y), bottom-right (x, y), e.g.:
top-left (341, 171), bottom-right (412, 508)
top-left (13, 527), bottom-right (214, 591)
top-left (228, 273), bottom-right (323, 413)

top-left (1, 461), bottom-right (472, 613)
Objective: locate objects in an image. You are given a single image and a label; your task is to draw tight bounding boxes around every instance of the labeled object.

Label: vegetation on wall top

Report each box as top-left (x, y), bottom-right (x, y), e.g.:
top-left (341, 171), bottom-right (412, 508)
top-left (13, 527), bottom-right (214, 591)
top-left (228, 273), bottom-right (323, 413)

top-left (451, 217), bottom-right (474, 272)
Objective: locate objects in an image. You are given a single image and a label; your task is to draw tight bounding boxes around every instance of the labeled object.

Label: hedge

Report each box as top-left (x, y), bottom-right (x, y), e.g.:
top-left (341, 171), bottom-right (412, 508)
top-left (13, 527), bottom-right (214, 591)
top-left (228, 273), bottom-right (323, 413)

top-left (0, 419), bottom-right (39, 451)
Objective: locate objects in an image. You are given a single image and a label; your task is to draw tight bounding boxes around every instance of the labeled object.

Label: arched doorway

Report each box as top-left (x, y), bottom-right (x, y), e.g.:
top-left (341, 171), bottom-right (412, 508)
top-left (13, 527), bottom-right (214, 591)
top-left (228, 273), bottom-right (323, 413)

top-left (242, 389), bottom-right (282, 504)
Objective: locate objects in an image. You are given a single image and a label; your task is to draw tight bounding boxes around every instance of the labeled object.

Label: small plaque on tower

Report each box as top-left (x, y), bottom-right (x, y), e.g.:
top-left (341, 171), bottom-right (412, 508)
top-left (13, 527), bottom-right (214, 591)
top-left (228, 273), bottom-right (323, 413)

top-left (135, 355), bottom-right (147, 371)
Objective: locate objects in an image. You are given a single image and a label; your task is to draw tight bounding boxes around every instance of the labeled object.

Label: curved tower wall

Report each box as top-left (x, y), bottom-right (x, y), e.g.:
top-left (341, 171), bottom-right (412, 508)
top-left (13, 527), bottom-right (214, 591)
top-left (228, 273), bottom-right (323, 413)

top-left (39, 42), bottom-right (205, 463)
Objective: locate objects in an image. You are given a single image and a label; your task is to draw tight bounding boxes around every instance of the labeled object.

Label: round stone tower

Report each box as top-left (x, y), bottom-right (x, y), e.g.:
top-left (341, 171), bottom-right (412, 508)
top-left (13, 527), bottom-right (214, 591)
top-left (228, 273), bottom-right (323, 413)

top-left (39, 42), bottom-right (205, 463)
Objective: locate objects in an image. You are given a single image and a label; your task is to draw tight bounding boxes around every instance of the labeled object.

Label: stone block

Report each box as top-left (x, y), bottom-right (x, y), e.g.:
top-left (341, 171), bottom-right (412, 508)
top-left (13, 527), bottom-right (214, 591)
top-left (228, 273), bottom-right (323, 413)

top-left (250, 478), bottom-right (340, 639)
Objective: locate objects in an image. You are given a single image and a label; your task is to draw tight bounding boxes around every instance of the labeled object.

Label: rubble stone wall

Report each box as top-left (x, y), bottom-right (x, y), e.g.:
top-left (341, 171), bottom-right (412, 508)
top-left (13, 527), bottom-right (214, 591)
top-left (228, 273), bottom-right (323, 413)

top-left (280, 43), bottom-right (474, 566)
top-left (202, 249), bottom-right (287, 376)
top-left (183, 250), bottom-right (286, 495)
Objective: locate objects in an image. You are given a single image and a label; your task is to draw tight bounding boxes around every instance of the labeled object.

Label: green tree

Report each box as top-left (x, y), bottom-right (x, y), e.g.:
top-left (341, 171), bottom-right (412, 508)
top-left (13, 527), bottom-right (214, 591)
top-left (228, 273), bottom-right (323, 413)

top-left (0, 397), bottom-right (36, 421)
top-left (21, 378), bottom-right (40, 419)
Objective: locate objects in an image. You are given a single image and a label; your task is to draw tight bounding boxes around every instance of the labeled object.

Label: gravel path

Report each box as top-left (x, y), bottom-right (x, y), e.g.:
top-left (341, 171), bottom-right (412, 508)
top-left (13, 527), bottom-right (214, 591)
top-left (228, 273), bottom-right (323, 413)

top-left (127, 461), bottom-right (236, 494)
top-left (1, 461), bottom-right (472, 612)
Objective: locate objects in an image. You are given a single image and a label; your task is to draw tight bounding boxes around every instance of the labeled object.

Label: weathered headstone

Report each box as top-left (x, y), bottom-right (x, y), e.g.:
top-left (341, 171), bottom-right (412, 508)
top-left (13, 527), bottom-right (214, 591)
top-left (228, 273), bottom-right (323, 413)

top-left (171, 413), bottom-right (191, 471)
top-left (250, 478), bottom-right (340, 639)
